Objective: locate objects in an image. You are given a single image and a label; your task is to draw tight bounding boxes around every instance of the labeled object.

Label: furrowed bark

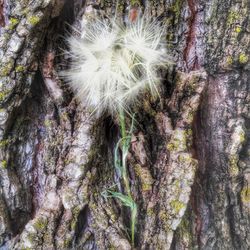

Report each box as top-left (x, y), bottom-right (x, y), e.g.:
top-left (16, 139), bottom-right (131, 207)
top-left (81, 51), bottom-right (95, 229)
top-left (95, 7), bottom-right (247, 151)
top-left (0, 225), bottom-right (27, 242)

top-left (0, 0), bottom-right (249, 249)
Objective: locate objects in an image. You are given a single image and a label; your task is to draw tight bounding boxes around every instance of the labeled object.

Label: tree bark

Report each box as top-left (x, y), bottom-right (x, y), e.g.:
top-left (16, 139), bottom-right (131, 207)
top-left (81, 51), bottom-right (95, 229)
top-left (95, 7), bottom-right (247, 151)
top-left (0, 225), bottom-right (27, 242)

top-left (0, 0), bottom-right (249, 249)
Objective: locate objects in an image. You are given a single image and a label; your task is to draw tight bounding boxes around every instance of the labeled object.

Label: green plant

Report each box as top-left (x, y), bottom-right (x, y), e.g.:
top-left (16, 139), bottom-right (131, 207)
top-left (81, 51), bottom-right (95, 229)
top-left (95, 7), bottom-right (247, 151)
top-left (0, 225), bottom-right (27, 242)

top-left (104, 111), bottom-right (137, 246)
top-left (64, 13), bottom-right (171, 247)
top-left (107, 191), bottom-right (137, 245)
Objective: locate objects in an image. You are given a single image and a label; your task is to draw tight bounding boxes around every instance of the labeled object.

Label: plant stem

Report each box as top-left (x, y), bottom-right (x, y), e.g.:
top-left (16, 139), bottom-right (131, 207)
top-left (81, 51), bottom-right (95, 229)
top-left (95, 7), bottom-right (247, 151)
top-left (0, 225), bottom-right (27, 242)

top-left (119, 108), bottom-right (127, 140)
top-left (118, 108), bottom-right (136, 247)
top-left (119, 109), bottom-right (132, 198)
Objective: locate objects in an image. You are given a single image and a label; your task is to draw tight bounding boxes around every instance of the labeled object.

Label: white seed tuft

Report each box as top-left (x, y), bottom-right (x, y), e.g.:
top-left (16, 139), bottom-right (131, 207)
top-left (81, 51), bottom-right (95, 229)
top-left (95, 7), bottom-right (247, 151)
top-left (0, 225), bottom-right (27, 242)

top-left (63, 17), bottom-right (172, 115)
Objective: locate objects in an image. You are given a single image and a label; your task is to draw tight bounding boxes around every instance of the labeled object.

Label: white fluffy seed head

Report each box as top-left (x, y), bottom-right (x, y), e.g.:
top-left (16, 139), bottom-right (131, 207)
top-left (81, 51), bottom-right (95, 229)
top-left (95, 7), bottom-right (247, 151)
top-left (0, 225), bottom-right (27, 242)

top-left (63, 17), bottom-right (172, 116)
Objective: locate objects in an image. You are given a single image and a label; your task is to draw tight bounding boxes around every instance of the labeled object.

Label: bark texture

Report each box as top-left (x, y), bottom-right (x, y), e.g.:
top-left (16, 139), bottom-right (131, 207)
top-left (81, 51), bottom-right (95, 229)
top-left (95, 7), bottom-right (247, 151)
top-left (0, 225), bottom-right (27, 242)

top-left (0, 0), bottom-right (249, 249)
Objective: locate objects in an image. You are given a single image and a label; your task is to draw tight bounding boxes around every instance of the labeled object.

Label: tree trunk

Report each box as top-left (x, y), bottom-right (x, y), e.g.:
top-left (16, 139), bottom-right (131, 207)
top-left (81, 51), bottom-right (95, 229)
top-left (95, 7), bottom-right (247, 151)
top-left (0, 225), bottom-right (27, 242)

top-left (0, 0), bottom-right (249, 249)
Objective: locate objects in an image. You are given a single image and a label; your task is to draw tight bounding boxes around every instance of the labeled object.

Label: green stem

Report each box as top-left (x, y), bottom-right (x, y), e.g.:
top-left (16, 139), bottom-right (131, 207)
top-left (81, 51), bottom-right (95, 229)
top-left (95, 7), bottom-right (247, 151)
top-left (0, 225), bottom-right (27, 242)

top-left (119, 108), bottom-right (126, 139)
top-left (119, 109), bottom-right (132, 198)
top-left (118, 109), bottom-right (136, 246)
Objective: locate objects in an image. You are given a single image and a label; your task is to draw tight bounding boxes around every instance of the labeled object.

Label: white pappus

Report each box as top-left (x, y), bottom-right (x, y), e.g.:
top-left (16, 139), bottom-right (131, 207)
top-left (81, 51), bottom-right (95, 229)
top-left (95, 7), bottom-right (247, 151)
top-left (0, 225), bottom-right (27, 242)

top-left (63, 15), bottom-right (172, 115)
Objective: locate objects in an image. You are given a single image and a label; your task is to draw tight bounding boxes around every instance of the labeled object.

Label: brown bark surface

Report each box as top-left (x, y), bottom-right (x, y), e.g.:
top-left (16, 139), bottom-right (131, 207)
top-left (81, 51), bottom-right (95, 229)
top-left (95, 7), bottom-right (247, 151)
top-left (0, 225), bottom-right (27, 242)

top-left (0, 0), bottom-right (249, 249)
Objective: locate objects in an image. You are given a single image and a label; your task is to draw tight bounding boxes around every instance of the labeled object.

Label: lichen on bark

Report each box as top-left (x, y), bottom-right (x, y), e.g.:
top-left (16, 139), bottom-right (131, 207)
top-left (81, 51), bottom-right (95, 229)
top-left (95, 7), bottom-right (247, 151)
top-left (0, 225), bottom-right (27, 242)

top-left (0, 0), bottom-right (249, 249)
